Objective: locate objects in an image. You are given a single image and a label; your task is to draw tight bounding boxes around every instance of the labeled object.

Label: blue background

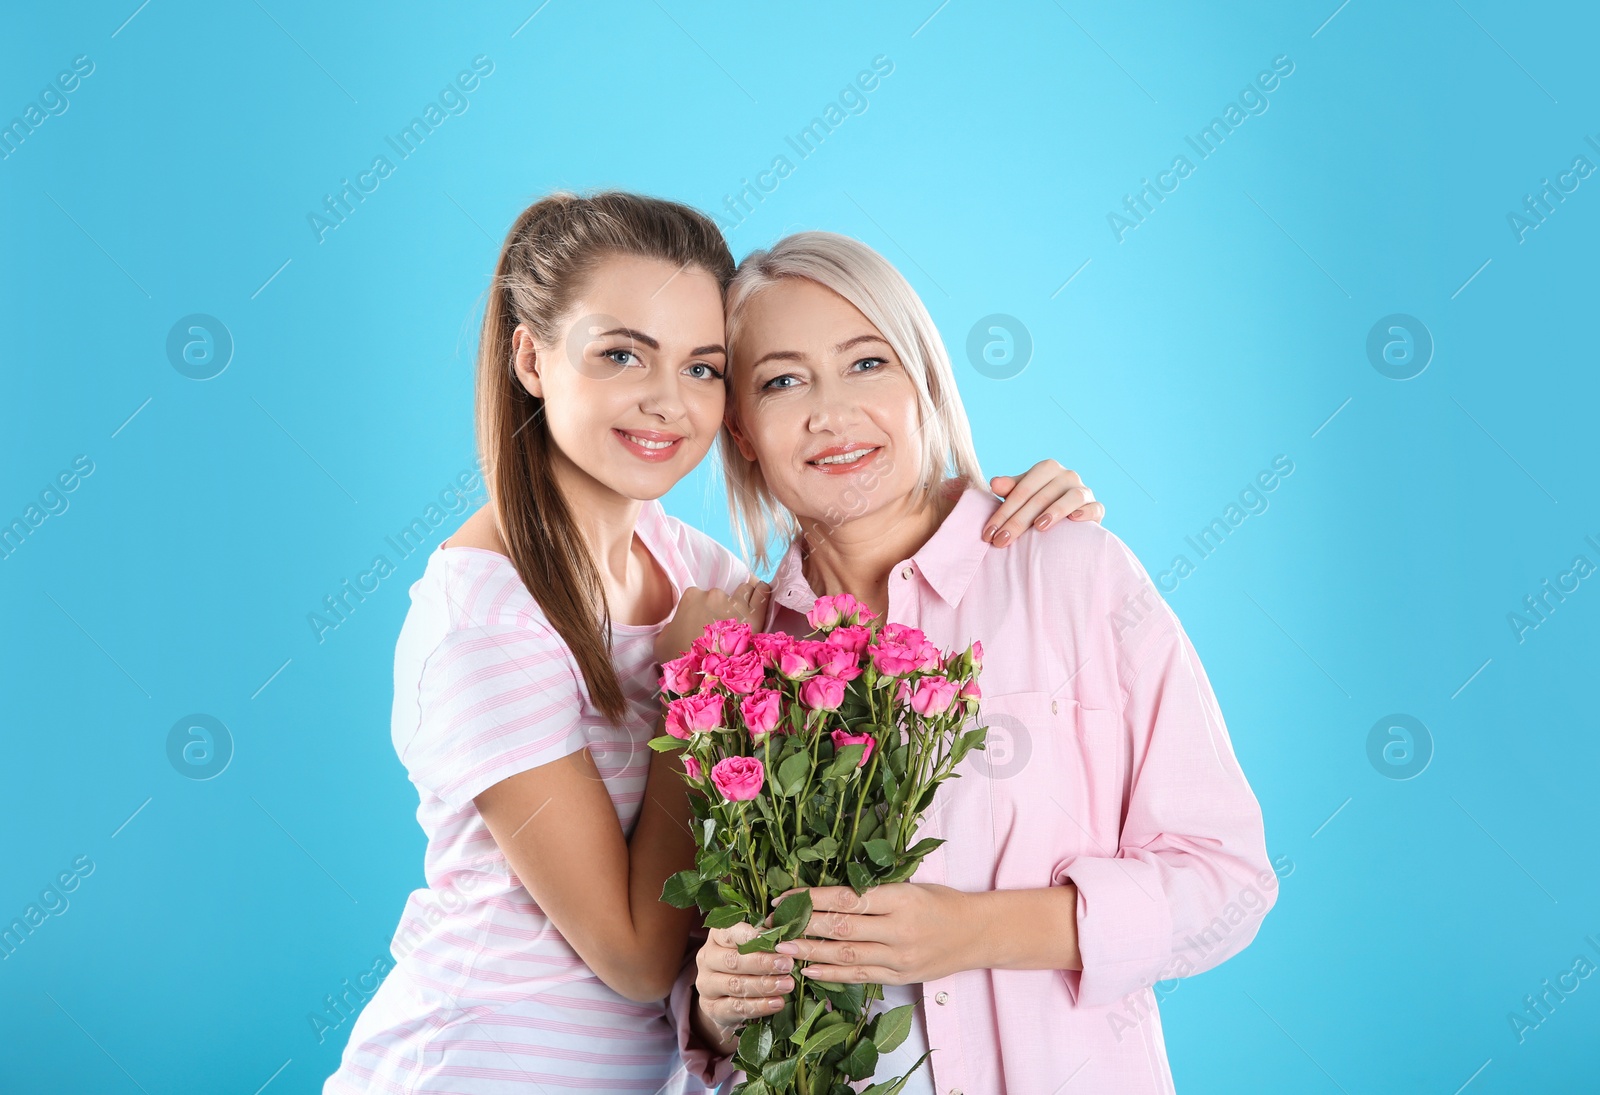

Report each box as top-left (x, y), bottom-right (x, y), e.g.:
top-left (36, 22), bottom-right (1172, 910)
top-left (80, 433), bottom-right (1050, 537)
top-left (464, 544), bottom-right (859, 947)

top-left (4, 1), bottom-right (1597, 1091)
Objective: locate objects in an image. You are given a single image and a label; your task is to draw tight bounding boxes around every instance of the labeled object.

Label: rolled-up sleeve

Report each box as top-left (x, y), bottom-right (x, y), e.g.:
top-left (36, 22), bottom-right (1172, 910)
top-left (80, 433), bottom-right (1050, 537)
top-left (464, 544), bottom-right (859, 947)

top-left (665, 928), bottom-right (739, 1091)
top-left (1052, 592), bottom-right (1277, 1010)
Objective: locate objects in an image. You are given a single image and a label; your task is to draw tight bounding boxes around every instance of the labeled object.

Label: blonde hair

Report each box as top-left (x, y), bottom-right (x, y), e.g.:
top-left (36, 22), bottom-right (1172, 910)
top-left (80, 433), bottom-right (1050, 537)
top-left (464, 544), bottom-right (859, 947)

top-left (720, 231), bottom-right (984, 569)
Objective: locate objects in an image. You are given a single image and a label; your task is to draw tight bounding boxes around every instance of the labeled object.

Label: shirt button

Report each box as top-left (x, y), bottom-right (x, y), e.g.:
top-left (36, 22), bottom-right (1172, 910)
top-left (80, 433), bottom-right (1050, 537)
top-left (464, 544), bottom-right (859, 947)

top-left (1051, 700), bottom-right (1059, 714)
top-left (900, 566), bottom-right (913, 580)
top-left (934, 990), bottom-right (949, 1005)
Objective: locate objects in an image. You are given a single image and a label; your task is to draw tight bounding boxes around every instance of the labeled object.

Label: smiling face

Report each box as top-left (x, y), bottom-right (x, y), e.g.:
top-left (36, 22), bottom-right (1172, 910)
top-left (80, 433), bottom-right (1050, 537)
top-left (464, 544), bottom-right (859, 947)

top-left (726, 276), bottom-right (927, 530)
top-left (516, 253), bottom-right (728, 503)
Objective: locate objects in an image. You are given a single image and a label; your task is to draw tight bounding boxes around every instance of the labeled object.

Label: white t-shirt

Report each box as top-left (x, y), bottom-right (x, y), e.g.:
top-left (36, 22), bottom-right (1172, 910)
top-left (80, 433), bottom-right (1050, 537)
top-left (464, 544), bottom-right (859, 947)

top-left (323, 499), bottom-right (749, 1095)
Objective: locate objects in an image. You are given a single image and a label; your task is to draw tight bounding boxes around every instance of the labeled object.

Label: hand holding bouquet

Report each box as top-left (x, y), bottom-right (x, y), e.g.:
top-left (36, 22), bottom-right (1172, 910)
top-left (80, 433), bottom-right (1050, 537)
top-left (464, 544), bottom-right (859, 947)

top-left (653, 594), bottom-right (987, 1095)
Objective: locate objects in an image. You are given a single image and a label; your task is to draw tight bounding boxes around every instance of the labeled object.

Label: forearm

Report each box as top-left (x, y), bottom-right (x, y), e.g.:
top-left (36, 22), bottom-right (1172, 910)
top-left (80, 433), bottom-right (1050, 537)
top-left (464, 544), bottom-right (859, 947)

top-left (969, 883), bottom-right (1082, 973)
top-left (625, 748), bottom-right (701, 986)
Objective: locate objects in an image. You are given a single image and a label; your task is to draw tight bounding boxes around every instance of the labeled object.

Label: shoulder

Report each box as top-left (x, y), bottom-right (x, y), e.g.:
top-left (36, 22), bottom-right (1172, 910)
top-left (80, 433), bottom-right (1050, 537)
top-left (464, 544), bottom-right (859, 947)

top-left (1003, 514), bottom-right (1180, 660)
top-left (647, 501), bottom-right (752, 592)
top-left (412, 537), bottom-right (555, 636)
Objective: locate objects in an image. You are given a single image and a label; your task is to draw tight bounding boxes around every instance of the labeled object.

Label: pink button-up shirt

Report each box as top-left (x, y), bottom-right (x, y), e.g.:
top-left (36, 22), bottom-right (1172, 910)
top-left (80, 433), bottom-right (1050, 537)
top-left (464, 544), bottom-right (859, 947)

top-left (673, 482), bottom-right (1276, 1094)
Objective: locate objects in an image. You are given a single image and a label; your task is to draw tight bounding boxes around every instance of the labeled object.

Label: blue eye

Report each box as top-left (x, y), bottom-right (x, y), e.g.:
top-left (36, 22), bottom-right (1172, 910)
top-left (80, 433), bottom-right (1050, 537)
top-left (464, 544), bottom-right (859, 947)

top-left (604, 349), bottom-right (640, 367)
top-left (685, 362), bottom-right (725, 380)
top-left (762, 374), bottom-right (799, 391)
top-left (852, 357), bottom-right (886, 372)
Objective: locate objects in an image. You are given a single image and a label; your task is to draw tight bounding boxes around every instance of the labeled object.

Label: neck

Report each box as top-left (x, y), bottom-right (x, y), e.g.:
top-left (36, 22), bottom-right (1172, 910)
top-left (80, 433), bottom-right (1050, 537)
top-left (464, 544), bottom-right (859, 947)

top-left (798, 479), bottom-right (959, 618)
top-left (547, 446), bottom-right (644, 583)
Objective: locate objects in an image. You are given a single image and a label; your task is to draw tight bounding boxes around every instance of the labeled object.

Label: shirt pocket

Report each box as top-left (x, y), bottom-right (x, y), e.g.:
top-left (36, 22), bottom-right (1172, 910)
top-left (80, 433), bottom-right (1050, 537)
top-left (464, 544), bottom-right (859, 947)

top-left (973, 690), bottom-right (1126, 881)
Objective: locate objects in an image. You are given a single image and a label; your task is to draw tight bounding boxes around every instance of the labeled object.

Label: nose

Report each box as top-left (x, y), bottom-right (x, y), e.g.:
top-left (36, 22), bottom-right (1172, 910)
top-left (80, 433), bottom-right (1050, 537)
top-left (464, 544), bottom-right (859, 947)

top-left (639, 363), bottom-right (688, 425)
top-left (805, 376), bottom-right (858, 434)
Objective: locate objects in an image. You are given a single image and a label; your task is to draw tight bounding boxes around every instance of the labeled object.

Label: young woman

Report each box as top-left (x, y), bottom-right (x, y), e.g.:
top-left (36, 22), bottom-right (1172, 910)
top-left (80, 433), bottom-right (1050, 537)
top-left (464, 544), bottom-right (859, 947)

top-left (683, 232), bottom-right (1276, 1094)
top-left (322, 192), bottom-right (1104, 1094)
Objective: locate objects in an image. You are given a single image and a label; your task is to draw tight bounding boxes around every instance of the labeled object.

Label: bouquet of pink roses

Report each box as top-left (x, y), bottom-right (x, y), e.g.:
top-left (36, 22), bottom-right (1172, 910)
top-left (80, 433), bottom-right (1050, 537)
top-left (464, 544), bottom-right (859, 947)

top-left (653, 593), bottom-right (987, 1095)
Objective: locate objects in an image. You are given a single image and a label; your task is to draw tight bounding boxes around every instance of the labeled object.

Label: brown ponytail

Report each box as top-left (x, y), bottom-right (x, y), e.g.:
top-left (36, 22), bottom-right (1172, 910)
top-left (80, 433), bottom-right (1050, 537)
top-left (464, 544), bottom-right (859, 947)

top-left (476, 191), bottom-right (734, 724)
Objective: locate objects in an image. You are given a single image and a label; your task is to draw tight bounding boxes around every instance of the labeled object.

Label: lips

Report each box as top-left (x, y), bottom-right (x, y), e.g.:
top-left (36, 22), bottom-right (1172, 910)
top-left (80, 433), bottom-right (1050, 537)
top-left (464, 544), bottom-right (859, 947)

top-left (806, 443), bottom-right (882, 474)
top-left (613, 428), bottom-right (685, 463)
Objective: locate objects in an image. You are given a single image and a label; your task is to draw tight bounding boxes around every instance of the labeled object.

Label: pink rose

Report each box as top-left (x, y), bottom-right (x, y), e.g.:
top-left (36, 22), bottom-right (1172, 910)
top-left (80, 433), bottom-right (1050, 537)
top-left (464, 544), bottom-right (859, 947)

top-left (683, 755), bottom-right (703, 781)
top-left (970, 640), bottom-right (984, 669)
top-left (779, 649), bottom-right (816, 680)
top-left (664, 692), bottom-right (724, 739)
top-left (826, 625), bottom-right (871, 656)
top-left (815, 645), bottom-right (863, 682)
top-left (660, 651), bottom-right (702, 695)
top-left (710, 755), bottom-right (765, 801)
top-left (909, 676), bottom-right (958, 717)
top-left (870, 640), bottom-right (920, 677)
top-left (740, 689), bottom-right (782, 739)
top-left (807, 593), bottom-right (875, 630)
top-left (800, 674), bottom-right (846, 711)
top-left (697, 619), bottom-right (753, 657)
top-left (752, 632), bottom-right (794, 669)
top-left (712, 651), bottom-right (765, 695)
top-left (916, 640), bottom-right (943, 673)
top-left (957, 678), bottom-right (981, 703)
top-left (880, 622), bottom-right (926, 648)
top-left (830, 729), bottom-right (875, 767)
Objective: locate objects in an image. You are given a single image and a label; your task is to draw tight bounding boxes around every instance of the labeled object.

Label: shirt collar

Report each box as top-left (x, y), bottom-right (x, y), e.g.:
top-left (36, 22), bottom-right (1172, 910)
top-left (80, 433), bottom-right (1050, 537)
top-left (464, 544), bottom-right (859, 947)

top-left (767, 481), bottom-right (994, 617)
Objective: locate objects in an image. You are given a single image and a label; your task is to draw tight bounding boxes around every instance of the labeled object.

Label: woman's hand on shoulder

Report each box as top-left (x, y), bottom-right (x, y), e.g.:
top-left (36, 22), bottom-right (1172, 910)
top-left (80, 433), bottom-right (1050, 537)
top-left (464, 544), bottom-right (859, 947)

top-left (984, 460), bottom-right (1103, 547)
top-left (654, 580), bottom-right (771, 665)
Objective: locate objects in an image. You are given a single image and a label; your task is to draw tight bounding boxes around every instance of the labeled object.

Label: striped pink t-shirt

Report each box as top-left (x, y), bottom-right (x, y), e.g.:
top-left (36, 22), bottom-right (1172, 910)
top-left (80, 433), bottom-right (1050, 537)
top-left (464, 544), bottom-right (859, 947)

top-left (323, 499), bottom-right (748, 1094)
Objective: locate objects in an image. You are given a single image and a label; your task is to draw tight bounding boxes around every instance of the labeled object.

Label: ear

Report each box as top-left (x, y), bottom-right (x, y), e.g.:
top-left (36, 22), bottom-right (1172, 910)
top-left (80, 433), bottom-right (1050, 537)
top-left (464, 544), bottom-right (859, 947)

top-left (723, 403), bottom-right (758, 463)
top-left (511, 324), bottom-right (544, 399)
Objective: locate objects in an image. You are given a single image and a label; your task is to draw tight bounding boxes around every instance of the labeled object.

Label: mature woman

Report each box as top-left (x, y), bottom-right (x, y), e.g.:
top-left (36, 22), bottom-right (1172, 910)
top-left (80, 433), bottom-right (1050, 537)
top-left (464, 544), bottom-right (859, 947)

top-left (670, 232), bottom-right (1276, 1093)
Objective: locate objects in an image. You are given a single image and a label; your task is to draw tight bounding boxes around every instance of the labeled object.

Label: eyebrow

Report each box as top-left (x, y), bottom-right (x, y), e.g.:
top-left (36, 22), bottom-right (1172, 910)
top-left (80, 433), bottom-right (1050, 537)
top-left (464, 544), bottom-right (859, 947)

top-left (749, 333), bottom-right (889, 371)
top-left (598, 327), bottom-right (726, 358)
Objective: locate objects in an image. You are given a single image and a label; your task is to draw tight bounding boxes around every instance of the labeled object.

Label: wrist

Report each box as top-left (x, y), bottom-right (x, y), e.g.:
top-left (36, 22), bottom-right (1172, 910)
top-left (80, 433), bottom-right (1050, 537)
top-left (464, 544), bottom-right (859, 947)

top-left (965, 888), bottom-right (1003, 970)
top-left (690, 990), bottom-right (739, 1056)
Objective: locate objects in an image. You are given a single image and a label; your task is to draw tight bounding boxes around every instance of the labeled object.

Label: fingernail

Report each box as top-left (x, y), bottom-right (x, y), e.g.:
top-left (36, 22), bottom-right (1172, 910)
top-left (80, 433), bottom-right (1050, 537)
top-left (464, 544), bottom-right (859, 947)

top-left (994, 529), bottom-right (1012, 547)
top-left (1036, 515), bottom-right (1052, 530)
top-left (776, 942), bottom-right (799, 955)
top-left (778, 978), bottom-right (794, 992)
top-left (981, 526), bottom-right (996, 541)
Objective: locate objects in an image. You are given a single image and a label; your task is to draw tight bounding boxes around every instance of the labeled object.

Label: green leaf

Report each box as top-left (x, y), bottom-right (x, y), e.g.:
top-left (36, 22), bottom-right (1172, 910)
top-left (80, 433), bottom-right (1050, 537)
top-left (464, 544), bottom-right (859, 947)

top-left (817, 980), bottom-right (866, 1017)
top-left (846, 861), bottom-right (875, 893)
top-left (733, 1079), bottom-right (770, 1095)
top-left (760, 1055), bottom-right (799, 1088)
top-left (799, 1021), bottom-right (853, 1059)
top-left (880, 859), bottom-right (919, 884)
top-left (872, 1003), bottom-right (915, 1053)
top-left (737, 926), bottom-right (784, 954)
top-left (812, 835), bottom-right (839, 859)
top-left (698, 847), bottom-right (732, 879)
top-left (739, 1020), bottom-right (774, 1066)
top-left (772, 890), bottom-right (813, 940)
top-left (789, 994), bottom-right (826, 1045)
top-left (704, 905), bottom-right (749, 929)
top-left (765, 865), bottom-right (794, 893)
top-left (906, 837), bottom-right (945, 858)
top-left (863, 839), bottom-right (895, 867)
top-left (660, 870), bottom-right (702, 909)
top-left (648, 735), bottom-right (687, 751)
top-left (777, 751), bottom-right (812, 797)
top-left (822, 744), bottom-right (865, 779)
top-left (840, 1035), bottom-right (879, 1080)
